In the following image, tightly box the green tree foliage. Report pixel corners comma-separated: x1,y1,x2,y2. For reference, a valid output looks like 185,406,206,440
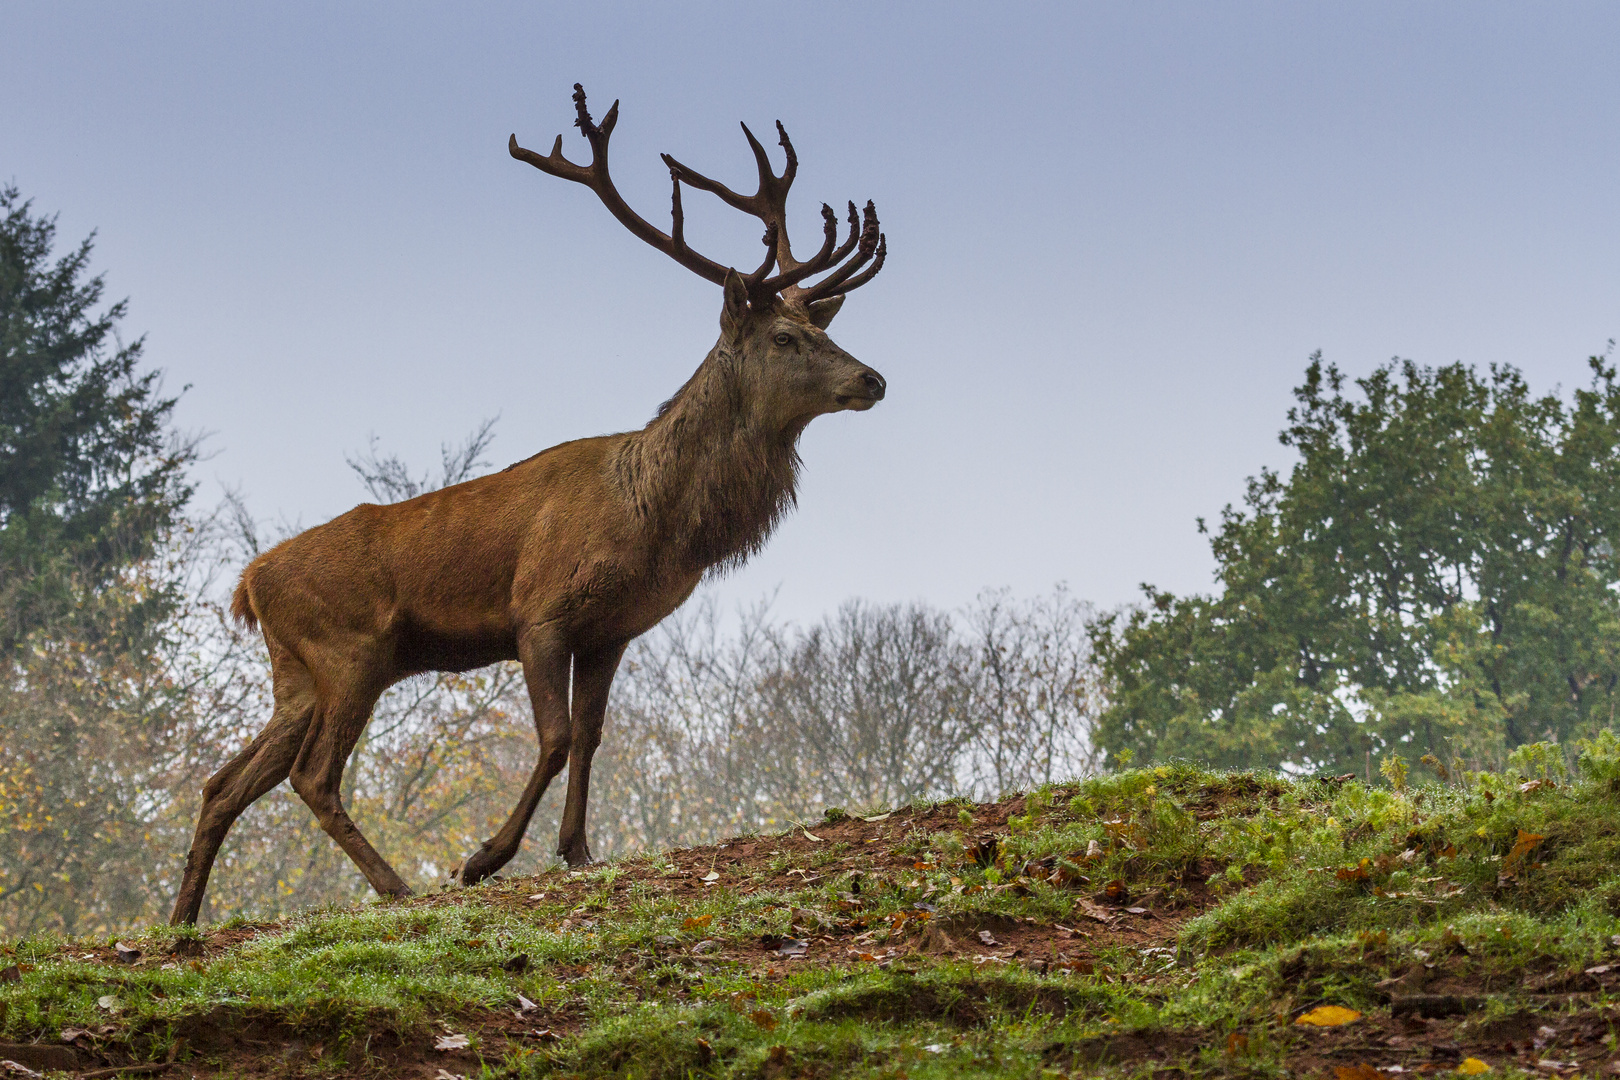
0,186,197,934
1092,354,1620,775
0,184,190,650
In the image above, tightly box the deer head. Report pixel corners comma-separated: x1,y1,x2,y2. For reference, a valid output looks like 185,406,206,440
509,85,887,432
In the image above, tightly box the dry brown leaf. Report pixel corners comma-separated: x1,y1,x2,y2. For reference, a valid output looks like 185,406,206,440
1077,899,1113,923
1502,830,1547,875
1336,1064,1384,1080
682,914,713,931
750,1009,778,1031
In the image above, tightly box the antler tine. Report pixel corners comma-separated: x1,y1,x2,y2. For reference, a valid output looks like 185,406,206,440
790,200,885,304
511,84,730,285
661,150,756,215
744,223,780,290
775,121,798,188
833,232,886,293
760,203,839,293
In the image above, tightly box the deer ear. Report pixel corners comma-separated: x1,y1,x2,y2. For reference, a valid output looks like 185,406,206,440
720,270,750,335
806,294,845,330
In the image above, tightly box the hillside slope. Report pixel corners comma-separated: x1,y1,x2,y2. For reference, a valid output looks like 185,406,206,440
5,759,1620,1078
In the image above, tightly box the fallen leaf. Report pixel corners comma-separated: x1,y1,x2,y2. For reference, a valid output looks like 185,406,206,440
1456,1058,1490,1074
692,939,719,955
751,1009,777,1030
1295,1005,1362,1027
1502,831,1547,876
1125,906,1149,915
923,1042,948,1053
1226,1031,1248,1056
1336,859,1372,884
863,812,892,822
59,1028,91,1043
95,995,123,1012
682,914,713,931
977,930,999,947
1085,839,1104,859
1103,879,1129,902
1587,964,1614,975
801,827,824,842
435,1033,471,1050
1336,1065,1384,1080
1077,899,1113,923
514,993,538,1013
435,1071,466,1080
695,1037,713,1065
114,942,141,964
0,1062,44,1079
700,870,721,883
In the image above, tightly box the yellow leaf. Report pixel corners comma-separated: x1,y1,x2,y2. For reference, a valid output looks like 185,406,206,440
1294,1005,1362,1027
682,915,713,931
1456,1058,1490,1074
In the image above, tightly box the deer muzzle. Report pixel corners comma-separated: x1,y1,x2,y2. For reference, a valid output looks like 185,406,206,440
838,368,886,411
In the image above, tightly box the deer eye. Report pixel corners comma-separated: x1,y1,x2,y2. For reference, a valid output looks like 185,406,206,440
774,333,793,346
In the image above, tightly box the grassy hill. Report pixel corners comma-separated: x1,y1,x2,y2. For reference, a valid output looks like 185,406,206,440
5,755,1620,1078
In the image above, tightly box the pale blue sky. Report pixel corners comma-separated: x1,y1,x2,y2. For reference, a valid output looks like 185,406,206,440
5,3,1619,621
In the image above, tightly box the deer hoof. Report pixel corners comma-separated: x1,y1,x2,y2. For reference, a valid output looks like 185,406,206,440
457,846,499,886
560,843,593,869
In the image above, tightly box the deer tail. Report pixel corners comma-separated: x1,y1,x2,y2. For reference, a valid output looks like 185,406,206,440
230,573,259,632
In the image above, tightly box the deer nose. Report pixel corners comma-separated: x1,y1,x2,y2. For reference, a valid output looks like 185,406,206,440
861,371,886,399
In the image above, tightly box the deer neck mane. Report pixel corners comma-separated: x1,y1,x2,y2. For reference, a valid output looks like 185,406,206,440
615,343,802,575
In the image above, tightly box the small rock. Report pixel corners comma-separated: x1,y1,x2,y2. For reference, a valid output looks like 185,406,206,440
114,942,141,964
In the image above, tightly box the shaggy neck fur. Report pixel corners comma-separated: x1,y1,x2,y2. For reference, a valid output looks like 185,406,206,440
614,342,802,576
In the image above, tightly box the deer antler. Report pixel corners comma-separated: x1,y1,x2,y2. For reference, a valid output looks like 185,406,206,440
510,84,885,306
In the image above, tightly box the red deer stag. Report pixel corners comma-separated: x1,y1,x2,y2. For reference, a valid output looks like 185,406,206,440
170,84,887,923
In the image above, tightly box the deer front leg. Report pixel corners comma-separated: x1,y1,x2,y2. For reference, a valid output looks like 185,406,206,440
455,624,573,886
556,640,628,868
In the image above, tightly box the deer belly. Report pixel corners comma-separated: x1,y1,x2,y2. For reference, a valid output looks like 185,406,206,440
391,620,519,674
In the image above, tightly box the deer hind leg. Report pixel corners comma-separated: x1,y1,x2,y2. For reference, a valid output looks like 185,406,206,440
556,641,628,868
288,683,411,900
170,644,316,925
456,624,573,886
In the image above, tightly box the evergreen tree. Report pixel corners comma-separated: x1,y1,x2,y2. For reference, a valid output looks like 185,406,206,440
0,183,192,649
